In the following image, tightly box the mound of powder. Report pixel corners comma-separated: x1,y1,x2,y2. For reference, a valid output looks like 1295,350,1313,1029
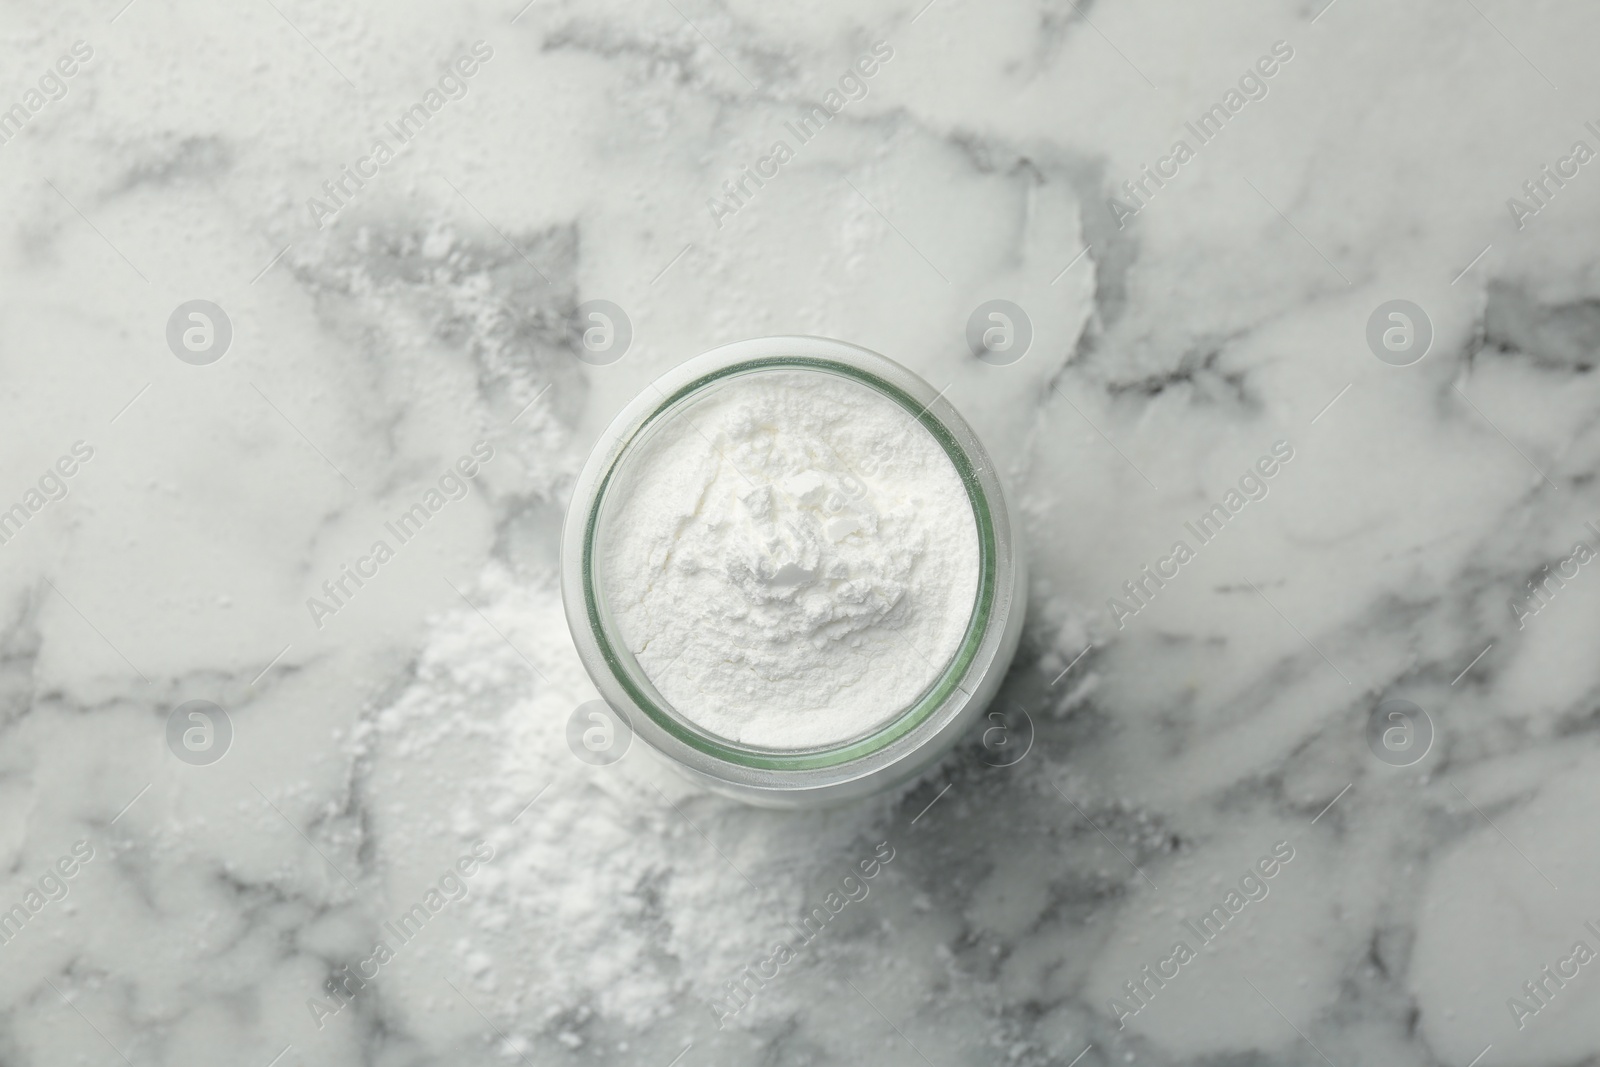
599,369,980,749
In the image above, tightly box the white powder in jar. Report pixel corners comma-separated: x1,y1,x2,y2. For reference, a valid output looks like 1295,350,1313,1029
599,369,981,750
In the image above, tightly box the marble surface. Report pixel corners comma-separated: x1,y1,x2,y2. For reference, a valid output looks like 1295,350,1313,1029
4,0,1600,1064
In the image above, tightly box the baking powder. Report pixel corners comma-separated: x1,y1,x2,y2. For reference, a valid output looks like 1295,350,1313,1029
600,370,979,749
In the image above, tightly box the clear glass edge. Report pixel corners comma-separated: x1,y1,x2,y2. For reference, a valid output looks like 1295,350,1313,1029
581,354,999,772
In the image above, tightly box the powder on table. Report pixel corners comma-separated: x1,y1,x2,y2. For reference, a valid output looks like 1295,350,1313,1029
599,369,980,750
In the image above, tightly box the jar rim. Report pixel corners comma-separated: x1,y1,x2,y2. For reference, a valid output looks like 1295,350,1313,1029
582,354,996,768
561,336,1021,798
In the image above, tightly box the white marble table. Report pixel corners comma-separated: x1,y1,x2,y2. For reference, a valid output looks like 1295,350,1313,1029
3,0,1598,1064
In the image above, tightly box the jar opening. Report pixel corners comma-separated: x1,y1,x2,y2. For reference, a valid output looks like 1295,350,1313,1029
581,356,998,771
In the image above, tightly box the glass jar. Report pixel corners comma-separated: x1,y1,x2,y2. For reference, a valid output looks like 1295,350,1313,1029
560,336,1025,807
